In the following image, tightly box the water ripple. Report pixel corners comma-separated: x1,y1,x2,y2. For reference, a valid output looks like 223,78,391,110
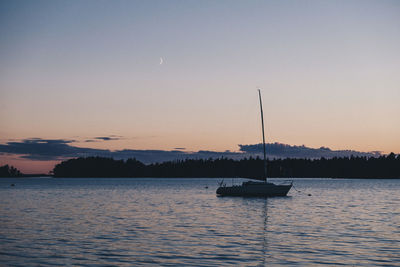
1,178,399,266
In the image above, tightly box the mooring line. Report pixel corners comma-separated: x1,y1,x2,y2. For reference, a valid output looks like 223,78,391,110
291,183,312,196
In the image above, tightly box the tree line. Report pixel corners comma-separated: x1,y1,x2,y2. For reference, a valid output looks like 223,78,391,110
52,153,400,178
0,165,22,177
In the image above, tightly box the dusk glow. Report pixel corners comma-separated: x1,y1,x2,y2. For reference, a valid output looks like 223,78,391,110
1,2,400,265
1,0,399,173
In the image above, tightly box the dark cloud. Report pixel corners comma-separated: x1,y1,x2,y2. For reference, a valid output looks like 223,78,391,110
239,142,381,158
0,139,108,161
0,139,382,163
83,135,122,143
94,136,121,141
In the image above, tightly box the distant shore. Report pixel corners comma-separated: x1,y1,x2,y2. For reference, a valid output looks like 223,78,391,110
5,176,400,179
3,154,399,179
51,155,399,179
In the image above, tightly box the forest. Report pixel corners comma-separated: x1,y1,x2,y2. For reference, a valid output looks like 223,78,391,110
52,153,400,178
0,165,22,177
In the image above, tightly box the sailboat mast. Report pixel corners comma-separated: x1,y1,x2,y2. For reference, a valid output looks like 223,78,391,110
258,89,267,182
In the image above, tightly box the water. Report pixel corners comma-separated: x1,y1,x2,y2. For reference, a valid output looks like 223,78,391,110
0,178,399,266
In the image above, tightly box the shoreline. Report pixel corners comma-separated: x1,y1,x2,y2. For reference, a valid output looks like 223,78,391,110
3,176,400,179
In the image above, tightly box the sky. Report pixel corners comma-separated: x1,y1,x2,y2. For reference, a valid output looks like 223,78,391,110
1,0,399,173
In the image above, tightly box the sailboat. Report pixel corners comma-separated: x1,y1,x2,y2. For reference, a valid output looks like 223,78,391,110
216,89,292,197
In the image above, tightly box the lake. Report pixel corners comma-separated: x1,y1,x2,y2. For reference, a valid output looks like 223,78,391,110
0,178,399,266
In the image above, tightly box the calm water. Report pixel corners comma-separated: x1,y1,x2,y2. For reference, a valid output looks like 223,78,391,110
0,178,399,266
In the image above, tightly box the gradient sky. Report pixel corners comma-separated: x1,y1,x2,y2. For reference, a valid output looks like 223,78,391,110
1,0,399,173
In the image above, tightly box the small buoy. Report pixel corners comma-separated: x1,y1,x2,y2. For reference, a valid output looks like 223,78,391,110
308,193,311,196
10,184,15,187
205,186,209,189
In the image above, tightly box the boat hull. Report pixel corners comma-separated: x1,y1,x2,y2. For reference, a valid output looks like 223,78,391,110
216,181,292,197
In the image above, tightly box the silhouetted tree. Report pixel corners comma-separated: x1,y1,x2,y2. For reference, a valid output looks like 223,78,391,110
52,154,400,178
0,165,22,177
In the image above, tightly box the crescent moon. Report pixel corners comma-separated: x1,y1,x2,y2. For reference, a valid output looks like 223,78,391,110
159,57,164,65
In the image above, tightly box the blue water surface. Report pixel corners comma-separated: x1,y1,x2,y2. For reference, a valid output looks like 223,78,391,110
0,178,399,266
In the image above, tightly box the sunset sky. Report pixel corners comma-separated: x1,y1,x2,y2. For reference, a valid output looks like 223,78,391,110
1,0,399,173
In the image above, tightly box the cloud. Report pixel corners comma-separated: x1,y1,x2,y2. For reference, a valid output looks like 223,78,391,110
84,135,123,142
239,142,381,158
0,138,382,163
94,136,122,141
0,139,108,161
